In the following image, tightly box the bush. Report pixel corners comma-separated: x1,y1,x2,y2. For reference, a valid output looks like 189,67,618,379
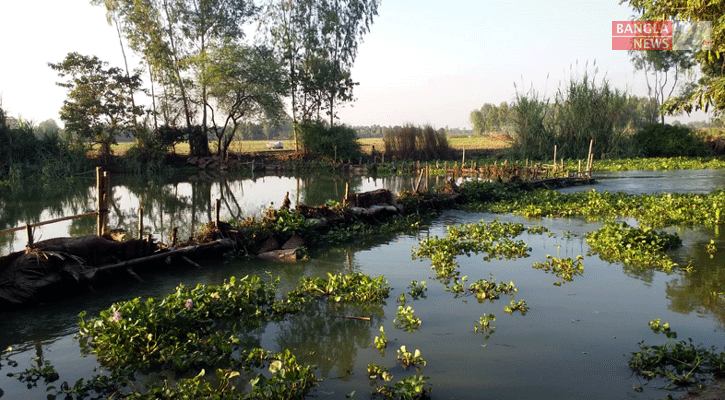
633,123,707,157
298,121,362,161
508,74,635,160
383,124,450,160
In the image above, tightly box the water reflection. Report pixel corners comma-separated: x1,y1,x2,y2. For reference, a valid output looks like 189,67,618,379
1,172,429,254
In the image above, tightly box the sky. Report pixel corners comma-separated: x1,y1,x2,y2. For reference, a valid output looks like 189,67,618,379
0,0,711,130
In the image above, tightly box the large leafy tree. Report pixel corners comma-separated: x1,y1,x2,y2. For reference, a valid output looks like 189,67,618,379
92,0,257,157
629,50,695,123
206,44,287,160
623,0,725,115
264,0,379,148
49,52,144,158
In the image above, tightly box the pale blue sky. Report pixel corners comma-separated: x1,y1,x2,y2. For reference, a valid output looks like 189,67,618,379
0,0,709,129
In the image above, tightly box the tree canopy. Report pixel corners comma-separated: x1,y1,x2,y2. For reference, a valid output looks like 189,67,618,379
623,0,725,115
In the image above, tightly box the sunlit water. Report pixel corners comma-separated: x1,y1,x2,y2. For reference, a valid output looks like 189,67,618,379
1,169,725,399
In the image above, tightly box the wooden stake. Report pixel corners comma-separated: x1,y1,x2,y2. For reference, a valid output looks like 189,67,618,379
138,207,144,240
215,198,221,227
586,139,593,172
343,182,350,206
171,227,178,247
462,146,466,166
553,145,557,171
102,171,110,235
415,168,425,192
26,224,33,249
96,167,103,236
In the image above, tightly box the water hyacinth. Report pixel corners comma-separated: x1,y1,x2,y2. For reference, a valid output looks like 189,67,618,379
111,311,121,322
185,299,193,309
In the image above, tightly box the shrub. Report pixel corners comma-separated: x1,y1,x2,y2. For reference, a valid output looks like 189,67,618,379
298,120,362,161
633,123,707,157
508,74,636,160
383,124,450,160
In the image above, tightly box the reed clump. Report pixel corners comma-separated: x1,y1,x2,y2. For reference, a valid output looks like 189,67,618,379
383,124,450,160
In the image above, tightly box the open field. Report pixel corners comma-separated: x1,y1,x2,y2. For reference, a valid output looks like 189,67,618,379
110,134,513,157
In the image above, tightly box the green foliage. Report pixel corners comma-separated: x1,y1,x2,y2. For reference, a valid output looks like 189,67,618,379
396,346,426,369
374,326,388,353
407,280,427,300
374,375,431,400
413,218,531,285
292,272,390,303
633,123,707,157
624,0,725,115
509,73,636,160
49,52,144,159
367,362,392,382
394,305,422,333
629,320,725,390
585,222,682,273
531,246,584,286
383,124,450,160
474,314,496,337
474,186,725,228
298,120,362,160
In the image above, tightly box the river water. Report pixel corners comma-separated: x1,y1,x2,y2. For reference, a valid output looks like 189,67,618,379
1,169,724,399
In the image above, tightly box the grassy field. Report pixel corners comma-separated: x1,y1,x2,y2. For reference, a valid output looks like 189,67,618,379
109,134,512,157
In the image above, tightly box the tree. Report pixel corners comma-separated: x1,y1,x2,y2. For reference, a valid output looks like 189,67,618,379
37,119,61,137
206,43,287,160
92,0,257,157
629,50,695,123
623,0,725,115
264,0,379,147
49,52,144,158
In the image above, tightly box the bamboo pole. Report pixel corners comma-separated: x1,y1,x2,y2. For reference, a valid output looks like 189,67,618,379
215,198,221,227
586,139,593,172
95,239,233,273
102,171,110,235
0,212,98,237
343,182,350,207
138,207,144,240
553,145,557,171
96,167,103,236
415,168,425,192
462,146,466,166
26,225,33,249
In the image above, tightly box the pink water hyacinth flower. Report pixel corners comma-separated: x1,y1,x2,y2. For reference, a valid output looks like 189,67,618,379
112,311,122,322
185,299,193,309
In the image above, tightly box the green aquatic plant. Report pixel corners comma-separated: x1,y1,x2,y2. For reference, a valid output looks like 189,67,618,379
471,186,725,228
585,222,681,273
504,299,529,314
707,239,717,257
293,272,391,303
474,314,496,339
531,246,584,285
413,218,532,285
374,326,388,353
396,346,426,369
367,362,393,382
407,280,427,300
373,374,431,400
394,305,422,333
468,275,517,302
629,320,725,391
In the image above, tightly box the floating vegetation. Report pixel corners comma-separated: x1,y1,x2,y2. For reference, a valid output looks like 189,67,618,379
368,362,393,382
629,319,725,391
374,326,388,353
473,187,725,228
474,314,496,339
407,280,428,300
532,246,584,286
707,239,717,257
467,276,517,302
504,299,530,314
397,346,427,369
70,272,391,398
413,218,533,285
394,305,422,333
585,222,682,274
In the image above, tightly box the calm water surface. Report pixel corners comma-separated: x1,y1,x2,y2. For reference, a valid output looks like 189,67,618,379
1,169,724,399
